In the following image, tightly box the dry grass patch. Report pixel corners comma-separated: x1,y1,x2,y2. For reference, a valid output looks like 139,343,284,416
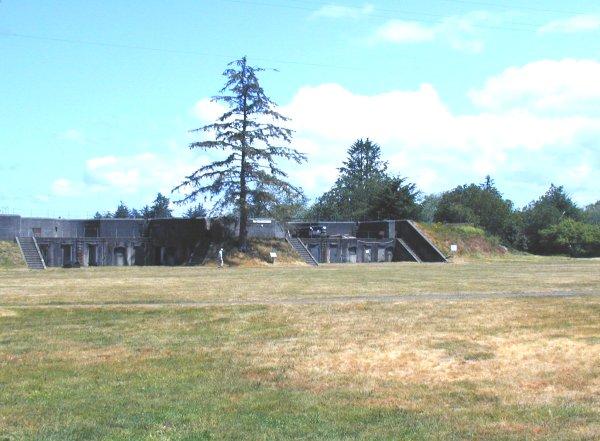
233,299,600,412
0,308,18,317
1,255,599,307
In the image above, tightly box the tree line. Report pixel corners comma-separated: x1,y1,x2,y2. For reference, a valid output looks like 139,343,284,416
302,138,600,257
93,193,205,220
96,57,599,257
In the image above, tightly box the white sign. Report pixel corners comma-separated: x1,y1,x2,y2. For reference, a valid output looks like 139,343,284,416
450,244,458,253
269,252,277,258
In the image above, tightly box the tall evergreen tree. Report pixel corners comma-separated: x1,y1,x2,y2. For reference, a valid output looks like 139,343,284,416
113,201,130,219
366,176,420,220
138,205,151,219
309,138,416,221
184,203,207,219
175,57,306,249
150,193,172,218
338,138,387,187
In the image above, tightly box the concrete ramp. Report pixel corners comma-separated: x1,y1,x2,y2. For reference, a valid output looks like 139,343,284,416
396,221,447,263
395,238,421,262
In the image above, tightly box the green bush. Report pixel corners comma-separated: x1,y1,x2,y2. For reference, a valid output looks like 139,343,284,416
433,177,515,243
539,219,600,257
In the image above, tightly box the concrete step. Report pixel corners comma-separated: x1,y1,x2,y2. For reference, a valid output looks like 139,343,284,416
17,237,46,270
287,237,318,266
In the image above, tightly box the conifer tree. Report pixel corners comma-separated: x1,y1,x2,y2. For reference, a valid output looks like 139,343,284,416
175,57,306,249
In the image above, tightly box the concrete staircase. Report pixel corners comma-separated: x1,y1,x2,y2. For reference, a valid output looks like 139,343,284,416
287,237,318,266
187,240,210,266
16,236,46,269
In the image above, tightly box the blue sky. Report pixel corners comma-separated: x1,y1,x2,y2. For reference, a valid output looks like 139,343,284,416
1,0,599,217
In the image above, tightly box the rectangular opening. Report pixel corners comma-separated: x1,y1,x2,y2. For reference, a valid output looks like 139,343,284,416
61,245,72,265
88,244,97,266
134,246,145,266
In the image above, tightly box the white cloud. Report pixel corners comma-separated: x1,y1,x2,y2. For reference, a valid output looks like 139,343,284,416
371,11,492,53
539,14,600,34
51,142,208,203
82,151,205,196
469,59,600,113
59,128,86,144
52,178,80,197
312,3,374,20
192,99,226,122
279,64,600,205
373,20,435,43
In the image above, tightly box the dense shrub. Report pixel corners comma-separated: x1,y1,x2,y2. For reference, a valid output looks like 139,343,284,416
539,219,600,257
584,201,600,225
434,177,515,242
520,185,583,253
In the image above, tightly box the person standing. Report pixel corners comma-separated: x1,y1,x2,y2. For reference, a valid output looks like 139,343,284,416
218,248,224,268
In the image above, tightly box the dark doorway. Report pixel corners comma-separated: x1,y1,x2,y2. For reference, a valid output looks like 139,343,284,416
165,247,177,266
329,244,339,263
363,247,372,263
88,244,98,266
114,247,127,266
154,247,163,265
348,246,357,263
386,247,394,262
134,246,145,266
61,245,72,265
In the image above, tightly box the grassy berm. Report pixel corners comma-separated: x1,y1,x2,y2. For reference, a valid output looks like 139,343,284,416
417,222,507,258
1,256,599,440
0,241,24,268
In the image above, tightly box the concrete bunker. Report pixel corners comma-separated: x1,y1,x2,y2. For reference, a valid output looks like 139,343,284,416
3,214,446,268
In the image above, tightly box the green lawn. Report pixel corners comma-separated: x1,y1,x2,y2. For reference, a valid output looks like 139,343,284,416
1,256,599,440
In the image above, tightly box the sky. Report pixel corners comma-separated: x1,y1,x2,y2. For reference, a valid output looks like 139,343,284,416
1,0,599,218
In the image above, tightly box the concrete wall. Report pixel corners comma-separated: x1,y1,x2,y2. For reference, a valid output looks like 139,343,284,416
98,219,146,238
302,237,395,264
247,219,285,239
36,237,150,267
356,221,395,239
148,218,208,265
288,221,356,237
20,217,84,238
0,215,20,240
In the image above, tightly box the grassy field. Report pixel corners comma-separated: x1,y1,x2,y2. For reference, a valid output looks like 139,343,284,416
1,256,599,440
